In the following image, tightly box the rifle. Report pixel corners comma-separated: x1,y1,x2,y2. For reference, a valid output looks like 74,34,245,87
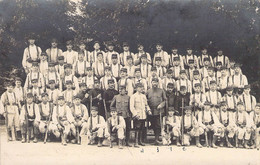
103,99,112,148
24,100,30,143
44,103,53,144
76,125,80,145
181,98,184,146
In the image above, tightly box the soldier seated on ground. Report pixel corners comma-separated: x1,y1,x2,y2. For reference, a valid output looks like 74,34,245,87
105,108,126,149
86,106,106,147
162,107,181,146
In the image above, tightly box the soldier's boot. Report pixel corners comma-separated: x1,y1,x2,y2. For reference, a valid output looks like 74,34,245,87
195,136,202,148
21,134,26,143
63,134,68,146
33,136,38,143
244,140,250,149
125,131,132,147
118,139,123,149
154,129,162,145
250,143,256,149
212,136,218,148
134,131,140,148
47,133,51,142
238,140,243,148
16,131,22,141
227,138,233,148
27,129,31,143
138,131,145,146
97,138,102,147
176,137,181,147
219,138,224,147
7,130,12,141
11,127,16,141
71,137,77,144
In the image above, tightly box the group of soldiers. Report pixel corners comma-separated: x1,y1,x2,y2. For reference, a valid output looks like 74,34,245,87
0,35,259,150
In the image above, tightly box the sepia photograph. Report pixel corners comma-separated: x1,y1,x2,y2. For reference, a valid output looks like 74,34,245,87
0,0,259,164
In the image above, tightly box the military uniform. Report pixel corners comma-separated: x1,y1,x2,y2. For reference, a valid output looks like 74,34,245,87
62,80,78,107
153,43,169,67
198,48,214,67
63,64,79,91
174,86,190,116
139,54,152,78
176,70,192,94
154,57,166,78
46,62,61,90
27,79,44,104
134,44,152,65
205,80,222,106
237,85,256,117
132,68,148,93
202,67,216,93
39,52,49,78
120,42,135,67
62,40,78,65
170,56,184,80
162,69,175,91
91,41,105,63
125,56,136,78
103,79,119,117
56,56,65,81
110,54,122,80
184,48,199,69
117,68,134,96
46,38,63,63
213,50,230,68
105,42,120,65
24,62,45,91
169,47,184,68
46,80,60,105
92,52,106,79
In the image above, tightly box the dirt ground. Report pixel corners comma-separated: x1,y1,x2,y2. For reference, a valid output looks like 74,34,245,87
0,125,259,165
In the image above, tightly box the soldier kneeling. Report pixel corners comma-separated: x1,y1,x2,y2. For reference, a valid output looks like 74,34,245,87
86,106,106,147
20,93,40,143
181,106,203,148
106,107,126,149
162,107,181,146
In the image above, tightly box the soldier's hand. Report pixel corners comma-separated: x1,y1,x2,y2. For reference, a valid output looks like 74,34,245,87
147,110,152,116
85,93,89,98
57,124,62,130
97,94,101,99
112,126,116,132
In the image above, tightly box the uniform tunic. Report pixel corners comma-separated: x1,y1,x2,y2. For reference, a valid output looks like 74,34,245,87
46,47,63,63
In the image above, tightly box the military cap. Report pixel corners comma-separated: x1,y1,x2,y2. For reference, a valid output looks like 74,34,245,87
180,86,186,91
27,93,33,98
65,80,73,84
151,67,157,71
58,56,64,60
204,101,211,106
173,57,180,61
107,41,114,46
237,101,244,106
51,38,58,43
64,64,72,69
58,95,65,100
31,79,38,83
166,69,173,74
122,42,129,47
79,83,86,87
86,67,93,71
48,62,55,67
155,57,162,61
41,92,48,97
49,80,55,84
180,70,186,74
194,83,201,87
152,77,159,82
220,101,227,106
119,85,126,89
108,79,115,84
91,106,98,111
111,54,118,59
167,83,174,88
120,68,127,72
186,47,192,50
216,61,222,66
135,83,144,88
188,59,194,64
207,66,214,71
126,55,133,60
226,86,233,91
210,80,216,84
94,79,100,84
204,57,210,61
244,84,251,89
66,40,73,45
32,61,39,66
168,107,175,112
105,66,111,70
220,66,227,70
15,77,22,82
73,94,81,99
135,68,141,72
184,106,193,111
41,52,47,56
97,52,103,56
193,70,199,75
110,107,117,111
140,54,147,59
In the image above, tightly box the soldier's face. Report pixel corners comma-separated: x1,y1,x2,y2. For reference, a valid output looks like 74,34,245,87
227,91,233,95
87,70,93,76
41,55,47,61
195,86,201,92
127,59,133,65
74,99,81,105
49,83,55,89
244,88,250,94
238,105,244,112
204,61,210,66
135,71,141,77
188,63,194,68
208,70,213,76
152,81,158,88
97,55,103,61
51,42,57,48
234,67,240,73
32,66,38,72
187,50,192,54
194,74,199,80
221,70,226,75
120,71,126,77
91,110,98,117
80,86,87,91
32,82,38,87
94,43,100,50
58,60,64,64
172,49,177,54
221,105,227,112
180,73,186,79
167,87,173,92
123,46,129,51
119,88,126,95
180,89,187,95
112,59,118,64
65,68,72,74
79,44,85,50
230,62,235,67
49,66,55,72
42,96,48,103
202,50,207,54
66,84,72,89
185,110,192,116
58,99,65,106
204,106,210,111
138,46,144,51
27,97,33,104
155,61,161,66
141,58,147,63
108,83,115,89
66,45,73,50
7,86,13,92
136,87,142,93
210,84,217,90
111,111,117,117
168,111,174,117
216,65,221,70
174,60,180,66
108,46,114,51
151,71,157,76
156,45,162,50
217,51,223,55
15,81,22,87
105,70,111,76
78,54,84,61
28,39,35,45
